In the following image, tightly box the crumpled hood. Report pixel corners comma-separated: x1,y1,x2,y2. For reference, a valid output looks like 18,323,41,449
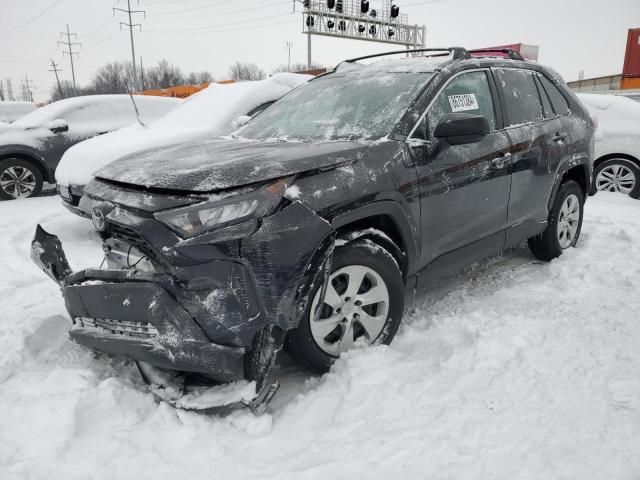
94,138,369,192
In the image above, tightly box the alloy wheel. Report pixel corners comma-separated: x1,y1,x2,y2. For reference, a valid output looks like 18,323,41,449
309,265,390,356
596,164,636,194
0,166,37,198
557,193,580,249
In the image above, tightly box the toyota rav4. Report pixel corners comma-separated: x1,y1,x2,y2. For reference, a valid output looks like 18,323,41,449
32,48,594,409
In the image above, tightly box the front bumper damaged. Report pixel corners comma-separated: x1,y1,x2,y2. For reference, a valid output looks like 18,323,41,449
30,200,335,390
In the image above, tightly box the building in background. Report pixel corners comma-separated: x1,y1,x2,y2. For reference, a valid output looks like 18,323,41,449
568,28,640,93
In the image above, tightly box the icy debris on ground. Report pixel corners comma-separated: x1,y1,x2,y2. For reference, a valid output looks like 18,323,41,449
1,193,640,479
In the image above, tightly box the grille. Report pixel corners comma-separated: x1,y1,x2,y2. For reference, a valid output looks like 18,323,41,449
108,223,147,250
74,317,159,339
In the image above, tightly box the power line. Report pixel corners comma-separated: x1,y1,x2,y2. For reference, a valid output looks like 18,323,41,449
49,59,64,98
0,0,65,35
114,0,146,90
58,24,81,90
146,1,289,20
146,12,291,34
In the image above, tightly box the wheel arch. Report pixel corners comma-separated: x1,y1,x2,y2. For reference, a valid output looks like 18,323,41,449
0,152,52,183
548,160,590,210
593,153,640,171
331,202,417,280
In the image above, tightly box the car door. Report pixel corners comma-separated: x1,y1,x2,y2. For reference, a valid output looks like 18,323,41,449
411,69,513,283
493,68,565,245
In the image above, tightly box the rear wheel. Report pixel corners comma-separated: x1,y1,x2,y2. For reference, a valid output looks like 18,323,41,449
286,239,405,373
0,158,43,200
593,158,639,196
528,180,584,261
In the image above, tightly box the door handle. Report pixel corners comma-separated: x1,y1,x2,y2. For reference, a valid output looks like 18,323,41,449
490,152,512,169
553,132,568,143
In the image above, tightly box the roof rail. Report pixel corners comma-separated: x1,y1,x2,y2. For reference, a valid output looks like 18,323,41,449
341,47,471,65
468,49,525,61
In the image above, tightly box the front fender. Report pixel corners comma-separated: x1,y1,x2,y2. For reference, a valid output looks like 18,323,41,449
241,201,335,332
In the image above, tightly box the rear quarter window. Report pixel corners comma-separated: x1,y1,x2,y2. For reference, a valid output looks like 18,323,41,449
538,75,570,116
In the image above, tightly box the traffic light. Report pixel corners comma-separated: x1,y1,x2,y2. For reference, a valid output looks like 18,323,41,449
360,1,369,13
390,4,400,18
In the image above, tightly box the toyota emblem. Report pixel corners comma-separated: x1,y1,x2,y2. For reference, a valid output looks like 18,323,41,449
91,206,108,232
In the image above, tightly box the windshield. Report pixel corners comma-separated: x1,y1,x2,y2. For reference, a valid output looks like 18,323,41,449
238,72,432,141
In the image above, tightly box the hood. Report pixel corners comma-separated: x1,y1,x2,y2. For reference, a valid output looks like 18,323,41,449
94,138,369,192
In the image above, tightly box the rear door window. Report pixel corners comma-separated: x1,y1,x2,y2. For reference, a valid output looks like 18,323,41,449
426,70,497,136
538,75,570,116
495,69,544,126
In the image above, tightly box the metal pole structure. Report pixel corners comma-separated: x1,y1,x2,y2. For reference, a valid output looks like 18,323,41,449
307,31,312,70
140,56,145,91
58,24,80,91
127,0,137,90
0,80,4,101
114,0,145,91
285,41,294,72
49,59,64,98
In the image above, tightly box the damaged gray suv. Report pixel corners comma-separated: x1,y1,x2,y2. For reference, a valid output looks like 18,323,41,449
32,48,594,410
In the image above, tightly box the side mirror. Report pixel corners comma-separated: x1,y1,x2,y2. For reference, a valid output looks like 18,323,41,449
49,119,69,134
433,113,489,145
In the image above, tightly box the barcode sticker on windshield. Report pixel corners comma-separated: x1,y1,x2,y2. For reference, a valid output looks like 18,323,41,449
448,94,479,112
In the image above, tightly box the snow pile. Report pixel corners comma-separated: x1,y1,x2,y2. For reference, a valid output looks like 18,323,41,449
55,74,311,187
0,100,36,123
1,193,640,479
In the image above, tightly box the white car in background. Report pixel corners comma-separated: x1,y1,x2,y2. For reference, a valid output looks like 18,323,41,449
56,73,312,216
578,93,640,198
0,101,37,124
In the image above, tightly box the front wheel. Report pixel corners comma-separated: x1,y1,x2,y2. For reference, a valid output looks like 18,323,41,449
528,180,584,261
0,158,43,200
286,239,405,373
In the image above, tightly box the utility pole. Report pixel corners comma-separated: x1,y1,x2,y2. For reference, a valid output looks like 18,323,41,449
49,59,64,99
114,0,146,91
5,79,14,101
140,56,145,91
285,41,294,72
21,75,35,102
292,0,311,70
0,80,4,101
58,24,80,90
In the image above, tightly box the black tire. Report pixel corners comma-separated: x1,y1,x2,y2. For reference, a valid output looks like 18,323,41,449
0,158,43,200
592,158,640,198
528,180,584,261
285,238,405,374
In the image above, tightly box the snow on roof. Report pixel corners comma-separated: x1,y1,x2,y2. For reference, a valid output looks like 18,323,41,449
55,73,312,186
577,93,640,136
12,94,180,129
339,55,451,74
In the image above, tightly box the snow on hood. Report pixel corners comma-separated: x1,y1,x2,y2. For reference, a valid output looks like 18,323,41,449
94,138,367,192
55,74,312,187
577,93,640,138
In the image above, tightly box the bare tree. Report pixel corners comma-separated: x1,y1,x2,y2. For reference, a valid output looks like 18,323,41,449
186,70,214,85
145,60,185,89
228,62,266,81
86,61,136,94
49,79,84,101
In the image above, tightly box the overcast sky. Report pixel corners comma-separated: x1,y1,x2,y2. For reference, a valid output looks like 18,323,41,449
1,0,639,103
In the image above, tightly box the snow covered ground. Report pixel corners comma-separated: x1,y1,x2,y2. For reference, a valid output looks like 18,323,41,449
1,192,639,479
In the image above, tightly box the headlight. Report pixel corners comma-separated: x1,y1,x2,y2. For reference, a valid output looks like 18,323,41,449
154,177,289,238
